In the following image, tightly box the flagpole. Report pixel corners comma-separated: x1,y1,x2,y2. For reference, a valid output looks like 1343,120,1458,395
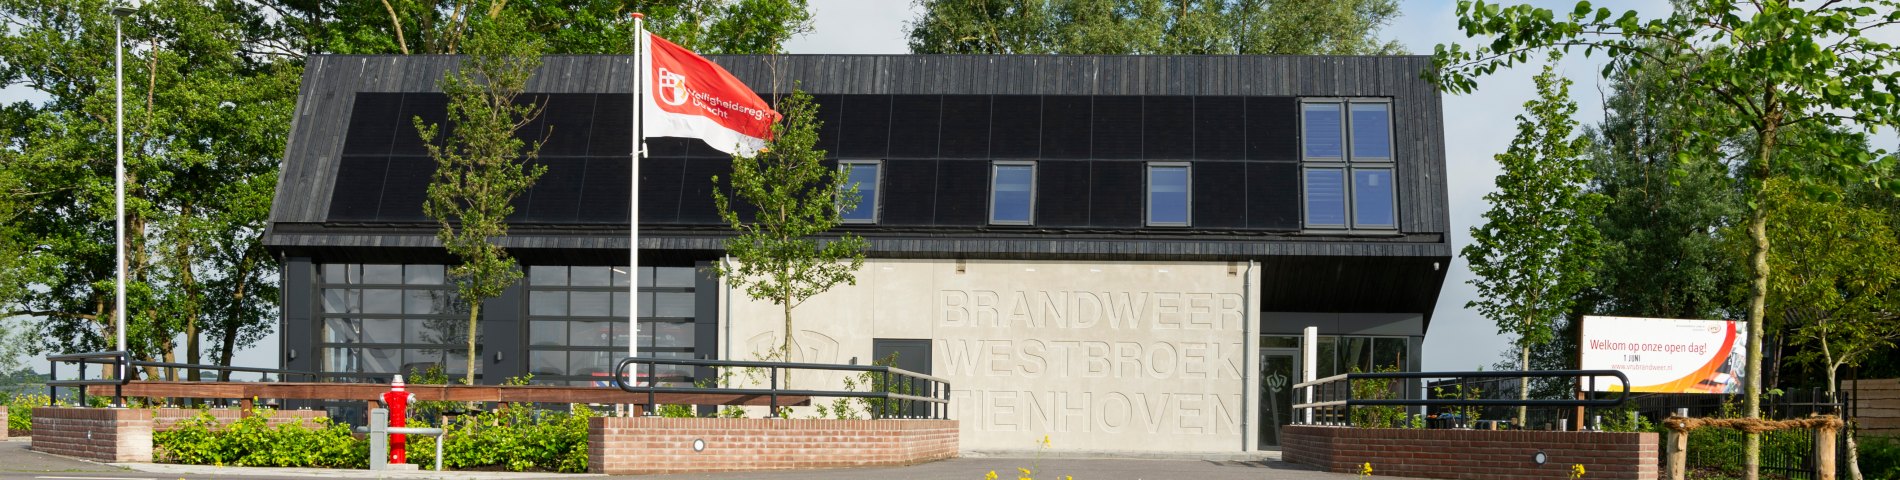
113,4,128,376
629,13,644,368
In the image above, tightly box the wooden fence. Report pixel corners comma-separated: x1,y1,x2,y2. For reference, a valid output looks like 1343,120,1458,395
1846,378,1900,438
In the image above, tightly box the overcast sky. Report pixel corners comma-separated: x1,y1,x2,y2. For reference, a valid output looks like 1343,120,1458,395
7,1,1898,376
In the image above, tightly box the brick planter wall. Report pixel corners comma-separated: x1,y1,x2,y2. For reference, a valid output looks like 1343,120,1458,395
589,417,959,475
30,407,152,463
152,408,326,431
1284,425,1659,480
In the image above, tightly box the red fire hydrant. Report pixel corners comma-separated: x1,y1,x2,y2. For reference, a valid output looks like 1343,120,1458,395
382,375,417,464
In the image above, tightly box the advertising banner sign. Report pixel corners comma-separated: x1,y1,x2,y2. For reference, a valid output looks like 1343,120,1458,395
1580,315,1746,393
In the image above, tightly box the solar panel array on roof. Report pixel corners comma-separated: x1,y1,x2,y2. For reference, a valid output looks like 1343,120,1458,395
328,91,1328,231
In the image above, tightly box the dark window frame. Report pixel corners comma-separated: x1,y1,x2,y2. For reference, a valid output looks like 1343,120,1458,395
1145,162,1192,227
838,160,882,224
989,161,1037,225
1300,98,1397,232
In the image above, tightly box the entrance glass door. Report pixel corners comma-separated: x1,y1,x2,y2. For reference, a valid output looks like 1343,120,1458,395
1260,348,1300,448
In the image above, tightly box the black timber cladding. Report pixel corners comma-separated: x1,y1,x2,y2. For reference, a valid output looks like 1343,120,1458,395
327,92,1368,231
275,55,1448,236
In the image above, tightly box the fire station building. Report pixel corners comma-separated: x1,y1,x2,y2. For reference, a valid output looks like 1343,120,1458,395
265,54,1450,452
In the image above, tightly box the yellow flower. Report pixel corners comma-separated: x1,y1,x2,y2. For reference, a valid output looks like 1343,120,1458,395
1042,434,1051,447
1571,464,1586,479
1360,462,1373,476
985,470,998,480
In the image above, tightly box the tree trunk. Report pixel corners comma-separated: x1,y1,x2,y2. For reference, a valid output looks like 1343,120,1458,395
465,302,480,386
162,347,176,381
780,297,793,392
1743,111,1780,480
1519,345,1530,429
217,259,252,382
217,321,237,382
185,314,200,382
1847,421,1864,480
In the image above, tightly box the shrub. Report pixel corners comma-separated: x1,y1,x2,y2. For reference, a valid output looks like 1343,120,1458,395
1858,434,1900,479
406,403,594,472
5,393,53,434
156,403,595,473
153,409,367,468
1349,366,1406,428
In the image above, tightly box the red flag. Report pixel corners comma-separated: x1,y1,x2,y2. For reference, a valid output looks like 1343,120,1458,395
641,32,780,156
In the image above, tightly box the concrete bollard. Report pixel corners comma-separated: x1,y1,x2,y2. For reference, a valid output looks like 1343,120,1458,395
367,409,388,471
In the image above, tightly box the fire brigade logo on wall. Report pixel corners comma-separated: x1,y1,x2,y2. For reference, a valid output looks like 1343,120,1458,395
657,67,689,106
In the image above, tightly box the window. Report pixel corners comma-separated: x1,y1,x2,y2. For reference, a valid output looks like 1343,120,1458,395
839,161,880,223
1302,99,1395,230
316,264,472,383
990,162,1035,225
526,265,699,387
1146,163,1191,226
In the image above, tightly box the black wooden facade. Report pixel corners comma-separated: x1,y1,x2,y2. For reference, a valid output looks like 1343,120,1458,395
267,54,1450,386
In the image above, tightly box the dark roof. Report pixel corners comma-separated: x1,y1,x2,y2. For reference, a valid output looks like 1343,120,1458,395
272,54,1447,229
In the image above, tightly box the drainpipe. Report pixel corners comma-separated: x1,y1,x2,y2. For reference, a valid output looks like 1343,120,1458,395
723,256,734,363
1241,260,1257,451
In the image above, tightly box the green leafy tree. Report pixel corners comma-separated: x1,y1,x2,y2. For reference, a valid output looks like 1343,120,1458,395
0,0,292,378
1752,178,1900,480
1755,178,1900,401
275,0,811,56
906,0,1403,54
1578,59,1746,323
1432,2,1900,476
1463,66,1605,429
414,14,548,386
711,90,869,370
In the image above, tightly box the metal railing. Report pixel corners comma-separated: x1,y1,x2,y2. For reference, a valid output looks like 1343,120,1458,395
1293,369,1632,426
46,351,318,407
613,357,951,419
46,351,131,406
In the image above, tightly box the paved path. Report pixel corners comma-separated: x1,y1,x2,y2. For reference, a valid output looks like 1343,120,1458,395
0,436,1383,479
632,456,1371,480
0,438,127,476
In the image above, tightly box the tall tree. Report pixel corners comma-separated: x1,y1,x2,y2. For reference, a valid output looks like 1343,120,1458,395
1578,59,1746,323
270,0,811,56
906,0,1404,54
1432,2,1900,476
414,14,548,386
711,90,869,368
1755,175,1900,480
0,0,293,377
1463,66,1605,429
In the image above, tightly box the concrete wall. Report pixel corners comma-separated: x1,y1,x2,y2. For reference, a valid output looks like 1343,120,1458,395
31,407,153,463
723,258,1261,453
588,417,957,474
1283,426,1659,480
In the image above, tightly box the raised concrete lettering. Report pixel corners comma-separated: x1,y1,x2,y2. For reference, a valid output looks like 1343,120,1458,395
728,259,1256,452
